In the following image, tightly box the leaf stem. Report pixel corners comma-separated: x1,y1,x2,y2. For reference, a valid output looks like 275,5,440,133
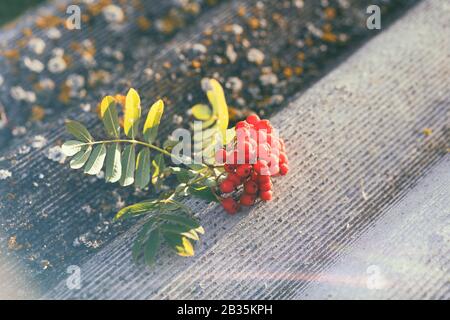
80,139,182,162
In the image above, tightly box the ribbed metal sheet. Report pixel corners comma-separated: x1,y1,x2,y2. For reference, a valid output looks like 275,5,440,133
42,0,448,299
1,0,449,299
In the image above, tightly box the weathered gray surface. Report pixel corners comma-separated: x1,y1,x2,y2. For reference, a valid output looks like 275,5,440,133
43,0,449,299
299,155,450,300
1,0,449,299
0,0,414,299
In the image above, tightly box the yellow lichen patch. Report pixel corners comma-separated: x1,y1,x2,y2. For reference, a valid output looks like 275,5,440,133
202,39,212,46
87,0,112,16
58,83,71,104
271,58,281,72
183,2,200,15
114,94,126,106
137,16,151,31
223,24,233,33
1,49,20,60
294,66,304,76
163,61,172,69
22,28,33,37
203,27,213,36
297,52,305,61
158,10,184,35
323,23,333,33
283,67,293,79
324,7,337,20
237,6,246,17
35,15,63,29
71,41,96,62
30,105,46,121
247,17,260,29
322,32,337,43
423,128,432,136
81,14,90,23
191,60,201,69
227,106,242,122
63,54,73,68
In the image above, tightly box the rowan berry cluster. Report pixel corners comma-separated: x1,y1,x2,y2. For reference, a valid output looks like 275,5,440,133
215,114,289,214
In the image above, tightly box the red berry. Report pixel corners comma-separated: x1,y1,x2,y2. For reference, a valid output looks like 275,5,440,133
269,165,280,176
224,164,235,173
260,190,273,201
236,127,251,142
256,130,268,144
244,180,258,194
259,181,272,192
253,160,269,175
240,193,256,206
268,153,279,166
279,152,288,164
269,138,281,151
236,121,251,130
237,140,252,155
280,163,289,176
215,148,227,164
221,197,239,214
257,143,271,160
250,171,259,182
219,179,235,193
227,173,241,186
256,120,272,133
258,175,271,184
246,114,260,125
236,164,252,178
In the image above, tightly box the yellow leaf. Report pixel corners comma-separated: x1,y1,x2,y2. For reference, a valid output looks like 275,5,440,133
176,236,194,257
206,79,229,141
100,96,115,118
143,99,164,143
124,88,141,138
100,95,120,137
191,103,212,121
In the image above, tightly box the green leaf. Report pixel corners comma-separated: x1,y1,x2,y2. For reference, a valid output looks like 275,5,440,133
84,144,107,175
163,232,194,257
61,140,84,156
66,120,93,142
132,220,154,261
120,144,136,186
114,199,160,220
135,148,151,188
163,138,179,150
160,223,200,241
171,167,197,184
124,88,141,138
151,153,165,187
69,146,92,169
100,95,120,138
187,162,208,172
143,99,164,144
191,103,212,121
105,143,122,183
157,213,202,232
144,228,161,265
188,185,218,202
